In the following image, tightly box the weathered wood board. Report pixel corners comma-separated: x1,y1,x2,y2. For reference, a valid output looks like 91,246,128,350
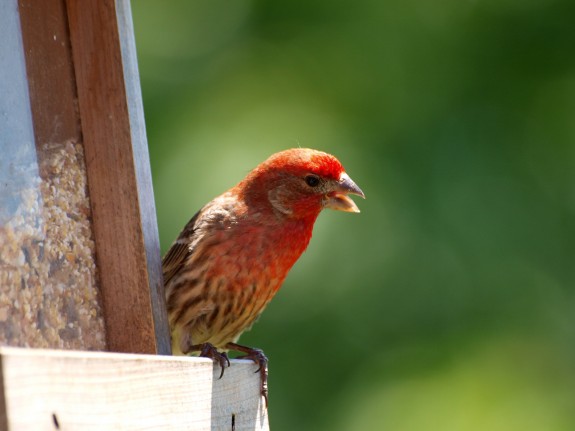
0,347,269,430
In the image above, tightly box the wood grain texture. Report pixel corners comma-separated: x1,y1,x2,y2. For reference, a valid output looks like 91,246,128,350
115,0,171,356
65,0,169,354
0,347,269,430
18,0,81,146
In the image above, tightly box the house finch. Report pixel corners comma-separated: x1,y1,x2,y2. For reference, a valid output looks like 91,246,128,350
162,148,364,402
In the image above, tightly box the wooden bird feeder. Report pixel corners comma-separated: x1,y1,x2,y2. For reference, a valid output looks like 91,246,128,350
0,1,268,429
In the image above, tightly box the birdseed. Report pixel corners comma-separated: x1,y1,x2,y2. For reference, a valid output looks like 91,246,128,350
0,140,106,350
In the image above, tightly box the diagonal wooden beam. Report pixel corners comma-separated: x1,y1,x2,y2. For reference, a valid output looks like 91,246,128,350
64,0,169,354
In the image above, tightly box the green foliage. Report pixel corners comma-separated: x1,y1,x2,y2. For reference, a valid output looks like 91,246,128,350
133,0,575,429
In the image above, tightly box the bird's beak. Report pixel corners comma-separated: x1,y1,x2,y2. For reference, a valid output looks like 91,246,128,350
325,172,365,213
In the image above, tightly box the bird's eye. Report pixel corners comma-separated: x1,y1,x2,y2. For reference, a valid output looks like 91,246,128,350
305,175,320,187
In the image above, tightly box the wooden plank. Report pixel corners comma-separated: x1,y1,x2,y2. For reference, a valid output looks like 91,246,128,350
65,0,170,354
0,347,269,430
115,0,171,356
18,0,81,146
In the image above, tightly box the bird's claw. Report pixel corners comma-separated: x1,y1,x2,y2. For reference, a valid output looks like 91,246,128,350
236,348,268,374
198,343,230,379
238,349,268,406
226,343,269,406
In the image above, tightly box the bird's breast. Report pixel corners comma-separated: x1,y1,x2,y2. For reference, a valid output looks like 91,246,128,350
206,217,314,297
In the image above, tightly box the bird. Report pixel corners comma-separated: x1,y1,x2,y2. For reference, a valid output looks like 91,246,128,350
162,148,364,403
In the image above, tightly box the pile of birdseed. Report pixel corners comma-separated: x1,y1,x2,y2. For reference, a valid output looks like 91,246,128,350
0,140,106,349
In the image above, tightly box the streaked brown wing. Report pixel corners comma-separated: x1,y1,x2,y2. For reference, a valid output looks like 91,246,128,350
162,210,201,285
162,193,236,287
162,241,190,285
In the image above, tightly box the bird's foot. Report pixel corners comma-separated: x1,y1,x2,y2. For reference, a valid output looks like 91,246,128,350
186,342,230,379
226,342,269,406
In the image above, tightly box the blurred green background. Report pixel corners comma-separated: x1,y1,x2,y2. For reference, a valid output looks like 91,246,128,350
132,0,575,429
